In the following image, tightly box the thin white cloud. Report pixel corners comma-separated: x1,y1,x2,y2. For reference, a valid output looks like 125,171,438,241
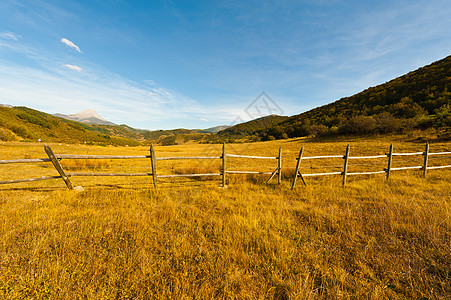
144,79,157,86
0,31,21,40
200,118,209,122
0,60,235,129
64,64,82,72
61,38,82,53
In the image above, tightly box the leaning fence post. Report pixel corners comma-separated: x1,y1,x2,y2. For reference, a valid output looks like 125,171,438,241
44,144,73,190
221,143,226,187
423,142,429,178
342,144,350,185
266,148,281,184
150,144,157,188
386,144,393,180
291,146,307,189
278,147,282,184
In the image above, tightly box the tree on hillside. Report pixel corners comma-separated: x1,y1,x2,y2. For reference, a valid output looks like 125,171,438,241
339,115,376,135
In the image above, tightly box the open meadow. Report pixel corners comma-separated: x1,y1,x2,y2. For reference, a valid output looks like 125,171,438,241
0,136,450,299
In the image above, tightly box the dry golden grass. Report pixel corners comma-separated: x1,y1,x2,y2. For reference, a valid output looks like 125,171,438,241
60,159,112,171
0,137,450,299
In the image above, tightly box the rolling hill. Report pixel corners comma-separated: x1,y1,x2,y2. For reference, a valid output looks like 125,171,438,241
211,114,288,142
258,55,451,140
0,106,140,146
0,106,213,145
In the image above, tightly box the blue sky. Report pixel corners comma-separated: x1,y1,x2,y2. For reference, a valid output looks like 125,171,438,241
0,0,450,129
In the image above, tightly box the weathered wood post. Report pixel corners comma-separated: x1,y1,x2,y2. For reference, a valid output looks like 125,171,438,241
342,144,350,186
423,142,429,178
44,144,73,190
221,143,226,187
278,147,282,184
291,146,307,189
386,144,393,180
150,144,157,188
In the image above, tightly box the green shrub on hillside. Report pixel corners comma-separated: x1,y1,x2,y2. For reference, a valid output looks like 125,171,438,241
10,124,36,139
0,128,16,141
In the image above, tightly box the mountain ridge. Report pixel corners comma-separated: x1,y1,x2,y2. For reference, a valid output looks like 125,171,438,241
256,55,451,140
1,55,450,144
54,109,116,126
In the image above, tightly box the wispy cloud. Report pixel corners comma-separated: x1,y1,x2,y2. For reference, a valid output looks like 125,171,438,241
0,31,21,40
61,38,82,53
64,64,82,72
0,58,236,129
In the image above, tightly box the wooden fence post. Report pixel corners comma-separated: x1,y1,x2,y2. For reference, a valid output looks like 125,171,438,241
278,147,282,184
150,144,157,188
266,148,281,184
342,144,350,185
221,143,226,187
386,144,393,180
291,147,307,189
44,144,73,190
423,142,429,178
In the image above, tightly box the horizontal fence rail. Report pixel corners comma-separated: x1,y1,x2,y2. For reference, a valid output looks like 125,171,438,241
67,172,153,177
226,153,278,160
224,146,282,185
157,173,221,178
300,155,344,160
0,176,63,185
1,142,449,190
428,152,451,156
391,152,424,156
388,166,423,171
56,154,149,159
302,172,343,177
226,171,273,175
0,158,52,164
156,156,221,160
348,155,387,160
428,165,451,169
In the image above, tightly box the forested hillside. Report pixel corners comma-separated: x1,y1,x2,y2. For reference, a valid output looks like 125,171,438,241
259,55,451,140
0,106,140,146
211,114,288,142
0,106,214,145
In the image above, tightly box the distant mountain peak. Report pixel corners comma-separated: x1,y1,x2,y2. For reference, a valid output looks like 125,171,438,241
55,109,115,125
69,109,107,122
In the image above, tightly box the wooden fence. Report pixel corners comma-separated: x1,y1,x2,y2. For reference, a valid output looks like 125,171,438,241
291,143,451,189
0,144,281,190
0,143,449,190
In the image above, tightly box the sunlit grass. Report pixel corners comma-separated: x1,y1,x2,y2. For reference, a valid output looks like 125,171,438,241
0,137,450,298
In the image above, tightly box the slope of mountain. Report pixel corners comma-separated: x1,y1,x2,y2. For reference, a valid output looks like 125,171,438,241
259,55,451,140
212,114,288,142
0,106,140,145
55,109,116,125
0,105,212,145
205,125,230,133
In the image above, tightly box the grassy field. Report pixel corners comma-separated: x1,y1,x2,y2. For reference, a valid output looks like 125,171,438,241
0,136,450,299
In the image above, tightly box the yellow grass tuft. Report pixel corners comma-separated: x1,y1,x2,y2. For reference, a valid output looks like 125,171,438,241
60,159,111,171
